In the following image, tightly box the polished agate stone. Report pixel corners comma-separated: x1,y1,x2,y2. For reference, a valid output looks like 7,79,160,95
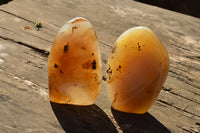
48,17,102,105
107,26,169,114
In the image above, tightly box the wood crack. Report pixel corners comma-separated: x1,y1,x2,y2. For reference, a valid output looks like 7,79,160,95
157,99,200,118
176,125,199,133
0,35,49,57
178,61,200,72
0,8,60,34
0,25,53,44
99,41,112,48
170,43,191,52
25,31,52,44
162,87,200,104
0,79,21,92
168,70,200,92
0,8,34,24
176,125,193,133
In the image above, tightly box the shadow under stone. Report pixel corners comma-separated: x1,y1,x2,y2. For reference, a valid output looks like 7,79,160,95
0,0,13,5
50,102,118,133
112,107,171,133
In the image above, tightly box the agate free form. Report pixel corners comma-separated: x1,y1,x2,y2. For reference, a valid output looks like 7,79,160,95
107,27,169,114
48,17,102,105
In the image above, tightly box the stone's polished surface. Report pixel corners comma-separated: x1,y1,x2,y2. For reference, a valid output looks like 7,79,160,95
48,17,102,105
107,27,169,114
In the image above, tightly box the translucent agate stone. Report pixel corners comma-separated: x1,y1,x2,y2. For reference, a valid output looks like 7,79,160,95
107,26,169,114
48,17,102,105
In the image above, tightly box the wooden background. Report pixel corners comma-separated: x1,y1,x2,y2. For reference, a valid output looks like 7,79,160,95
0,0,199,132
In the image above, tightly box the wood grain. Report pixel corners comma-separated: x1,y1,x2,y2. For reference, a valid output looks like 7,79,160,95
0,0,199,132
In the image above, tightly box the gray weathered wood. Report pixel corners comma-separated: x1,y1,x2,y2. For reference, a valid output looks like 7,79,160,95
0,0,199,132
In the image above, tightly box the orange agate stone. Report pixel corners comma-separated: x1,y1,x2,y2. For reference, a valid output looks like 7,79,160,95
107,26,169,114
48,17,102,105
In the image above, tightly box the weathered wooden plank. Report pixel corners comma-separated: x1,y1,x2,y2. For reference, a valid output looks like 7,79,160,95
0,41,63,133
2,0,200,49
0,0,200,132
0,39,169,133
0,39,48,88
0,31,199,133
0,10,54,52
